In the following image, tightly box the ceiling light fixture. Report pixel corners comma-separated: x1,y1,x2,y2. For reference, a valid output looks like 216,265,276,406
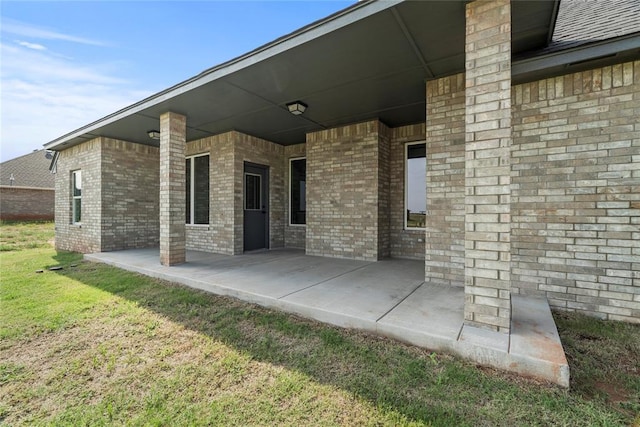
286,101,307,115
147,130,160,140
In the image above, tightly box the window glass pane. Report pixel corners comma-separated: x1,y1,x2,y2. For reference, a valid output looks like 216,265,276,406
73,171,81,196
185,159,191,224
290,159,306,225
194,155,209,224
185,155,210,225
245,174,261,210
73,199,81,223
406,143,426,228
72,170,81,223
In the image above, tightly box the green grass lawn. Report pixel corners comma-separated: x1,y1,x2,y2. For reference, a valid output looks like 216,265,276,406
0,221,55,252
1,223,638,426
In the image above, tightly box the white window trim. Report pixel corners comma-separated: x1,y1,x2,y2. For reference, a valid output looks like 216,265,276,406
288,156,306,227
186,153,209,225
71,170,81,225
244,172,262,211
404,141,426,231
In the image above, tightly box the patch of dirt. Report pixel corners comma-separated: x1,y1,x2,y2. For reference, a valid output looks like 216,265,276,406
594,381,630,404
235,318,322,353
592,380,639,422
575,333,602,342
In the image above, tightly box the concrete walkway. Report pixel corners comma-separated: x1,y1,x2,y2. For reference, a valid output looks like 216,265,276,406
85,248,569,386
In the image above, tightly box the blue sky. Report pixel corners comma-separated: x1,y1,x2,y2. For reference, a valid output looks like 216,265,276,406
0,1,353,161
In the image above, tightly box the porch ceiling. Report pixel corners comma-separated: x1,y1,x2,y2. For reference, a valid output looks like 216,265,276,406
46,0,558,151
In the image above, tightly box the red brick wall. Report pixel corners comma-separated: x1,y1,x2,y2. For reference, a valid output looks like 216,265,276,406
0,186,54,220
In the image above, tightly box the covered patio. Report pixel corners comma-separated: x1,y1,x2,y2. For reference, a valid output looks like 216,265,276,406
85,249,569,386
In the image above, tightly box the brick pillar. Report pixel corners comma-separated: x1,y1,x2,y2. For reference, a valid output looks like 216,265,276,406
464,0,512,332
159,111,186,266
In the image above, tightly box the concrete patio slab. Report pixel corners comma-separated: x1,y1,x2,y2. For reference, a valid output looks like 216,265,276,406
210,251,370,299
282,258,424,328
84,248,569,387
376,283,465,352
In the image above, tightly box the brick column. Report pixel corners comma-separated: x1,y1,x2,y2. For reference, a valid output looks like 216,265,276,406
159,111,186,266
464,0,512,332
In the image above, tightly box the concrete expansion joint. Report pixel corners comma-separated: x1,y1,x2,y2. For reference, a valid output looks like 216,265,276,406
277,259,372,299
375,282,425,322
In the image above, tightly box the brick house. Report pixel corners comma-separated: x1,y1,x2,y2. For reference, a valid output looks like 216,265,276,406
0,150,55,220
46,0,639,337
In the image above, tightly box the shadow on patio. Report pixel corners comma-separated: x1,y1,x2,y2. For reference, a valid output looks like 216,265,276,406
82,248,568,387
48,250,484,424
42,246,579,424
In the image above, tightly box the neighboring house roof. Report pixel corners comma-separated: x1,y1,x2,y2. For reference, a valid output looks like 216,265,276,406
547,0,640,53
0,150,55,189
44,0,638,153
513,0,640,78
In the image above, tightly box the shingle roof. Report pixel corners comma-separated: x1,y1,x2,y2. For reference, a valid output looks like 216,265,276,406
544,0,640,54
0,150,55,189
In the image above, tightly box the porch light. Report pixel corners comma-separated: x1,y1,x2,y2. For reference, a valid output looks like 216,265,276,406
147,130,160,140
286,101,307,115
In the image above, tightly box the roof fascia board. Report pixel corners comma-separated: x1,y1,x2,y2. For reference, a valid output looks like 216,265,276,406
546,0,561,45
0,185,54,191
44,0,403,150
513,33,640,78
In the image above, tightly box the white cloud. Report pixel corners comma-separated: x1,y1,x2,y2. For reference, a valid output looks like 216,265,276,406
2,18,108,46
15,40,46,51
0,41,151,162
2,42,126,85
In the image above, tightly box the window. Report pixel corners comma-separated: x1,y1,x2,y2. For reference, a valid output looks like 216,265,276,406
289,158,306,225
71,170,82,224
244,173,261,210
185,154,210,224
405,142,426,229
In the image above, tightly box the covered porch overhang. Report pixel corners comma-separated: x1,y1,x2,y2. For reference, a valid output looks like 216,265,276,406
44,0,561,153
86,248,569,386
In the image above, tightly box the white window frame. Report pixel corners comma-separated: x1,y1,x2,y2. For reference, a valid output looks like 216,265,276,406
71,169,82,225
288,157,306,227
404,141,427,231
186,153,210,225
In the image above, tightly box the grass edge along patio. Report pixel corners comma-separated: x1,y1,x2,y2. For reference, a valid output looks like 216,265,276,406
44,0,640,386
